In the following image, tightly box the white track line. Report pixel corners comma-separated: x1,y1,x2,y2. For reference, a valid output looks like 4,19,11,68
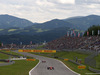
55,59,80,75
29,60,41,75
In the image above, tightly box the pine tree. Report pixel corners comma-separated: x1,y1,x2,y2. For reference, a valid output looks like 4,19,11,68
84,25,100,36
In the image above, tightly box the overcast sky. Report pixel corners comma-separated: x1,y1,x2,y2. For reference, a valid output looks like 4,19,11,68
0,0,100,23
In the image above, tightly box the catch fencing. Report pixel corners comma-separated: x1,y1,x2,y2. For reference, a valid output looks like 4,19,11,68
85,52,98,68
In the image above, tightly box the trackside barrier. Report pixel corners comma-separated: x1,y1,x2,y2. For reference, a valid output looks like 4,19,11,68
0,59,8,62
18,50,56,53
68,60,82,65
58,57,64,60
0,61,15,66
89,67,100,73
53,56,82,65
10,58,26,60
0,59,12,62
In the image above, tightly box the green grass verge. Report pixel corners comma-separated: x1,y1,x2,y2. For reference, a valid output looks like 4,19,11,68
0,50,22,56
0,50,33,59
0,60,39,75
61,59,95,75
36,45,45,49
0,53,9,59
0,61,5,63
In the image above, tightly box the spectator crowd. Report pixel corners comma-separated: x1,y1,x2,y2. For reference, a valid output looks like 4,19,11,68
45,35,100,51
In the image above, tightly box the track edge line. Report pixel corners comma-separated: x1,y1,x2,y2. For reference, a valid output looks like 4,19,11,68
29,60,41,75
55,59,80,75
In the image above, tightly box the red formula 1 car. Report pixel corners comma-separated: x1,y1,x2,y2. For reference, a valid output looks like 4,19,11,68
47,67,54,70
42,61,46,63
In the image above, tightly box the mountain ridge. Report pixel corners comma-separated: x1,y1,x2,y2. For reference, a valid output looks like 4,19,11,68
64,14,100,30
0,14,34,28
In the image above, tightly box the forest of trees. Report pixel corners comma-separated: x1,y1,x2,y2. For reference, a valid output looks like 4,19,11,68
84,25,100,36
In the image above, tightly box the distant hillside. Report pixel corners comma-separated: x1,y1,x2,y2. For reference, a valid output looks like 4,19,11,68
0,27,73,44
64,16,84,20
64,15,100,30
0,19,74,35
26,19,74,30
22,19,74,35
1,14,100,32
0,14,34,28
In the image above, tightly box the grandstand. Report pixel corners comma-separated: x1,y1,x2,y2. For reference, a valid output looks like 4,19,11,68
45,35,100,51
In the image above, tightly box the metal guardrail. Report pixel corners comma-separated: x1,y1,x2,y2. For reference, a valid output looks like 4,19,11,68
0,61,15,66
68,60,82,65
89,67,100,73
0,59,10,62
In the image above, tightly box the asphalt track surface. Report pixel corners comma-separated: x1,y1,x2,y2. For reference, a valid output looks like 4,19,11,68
14,50,79,75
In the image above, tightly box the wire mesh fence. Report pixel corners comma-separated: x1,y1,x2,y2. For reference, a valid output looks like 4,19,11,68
85,52,98,68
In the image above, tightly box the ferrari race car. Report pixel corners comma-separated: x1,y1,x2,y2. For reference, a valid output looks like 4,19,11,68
47,67,54,70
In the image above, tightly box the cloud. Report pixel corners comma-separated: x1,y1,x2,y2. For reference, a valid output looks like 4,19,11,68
36,0,55,6
0,0,100,23
86,4,100,9
75,0,100,4
58,0,75,4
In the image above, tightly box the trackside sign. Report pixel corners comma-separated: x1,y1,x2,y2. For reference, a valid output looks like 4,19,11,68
18,50,56,53
78,65,86,69
26,59,36,61
64,59,69,61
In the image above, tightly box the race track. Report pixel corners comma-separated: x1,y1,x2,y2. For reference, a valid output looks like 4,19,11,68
14,50,79,75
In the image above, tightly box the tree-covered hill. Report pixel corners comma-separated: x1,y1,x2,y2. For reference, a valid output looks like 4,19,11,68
64,15,100,30
0,14,34,28
0,19,74,35
84,25,100,36
0,27,72,44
